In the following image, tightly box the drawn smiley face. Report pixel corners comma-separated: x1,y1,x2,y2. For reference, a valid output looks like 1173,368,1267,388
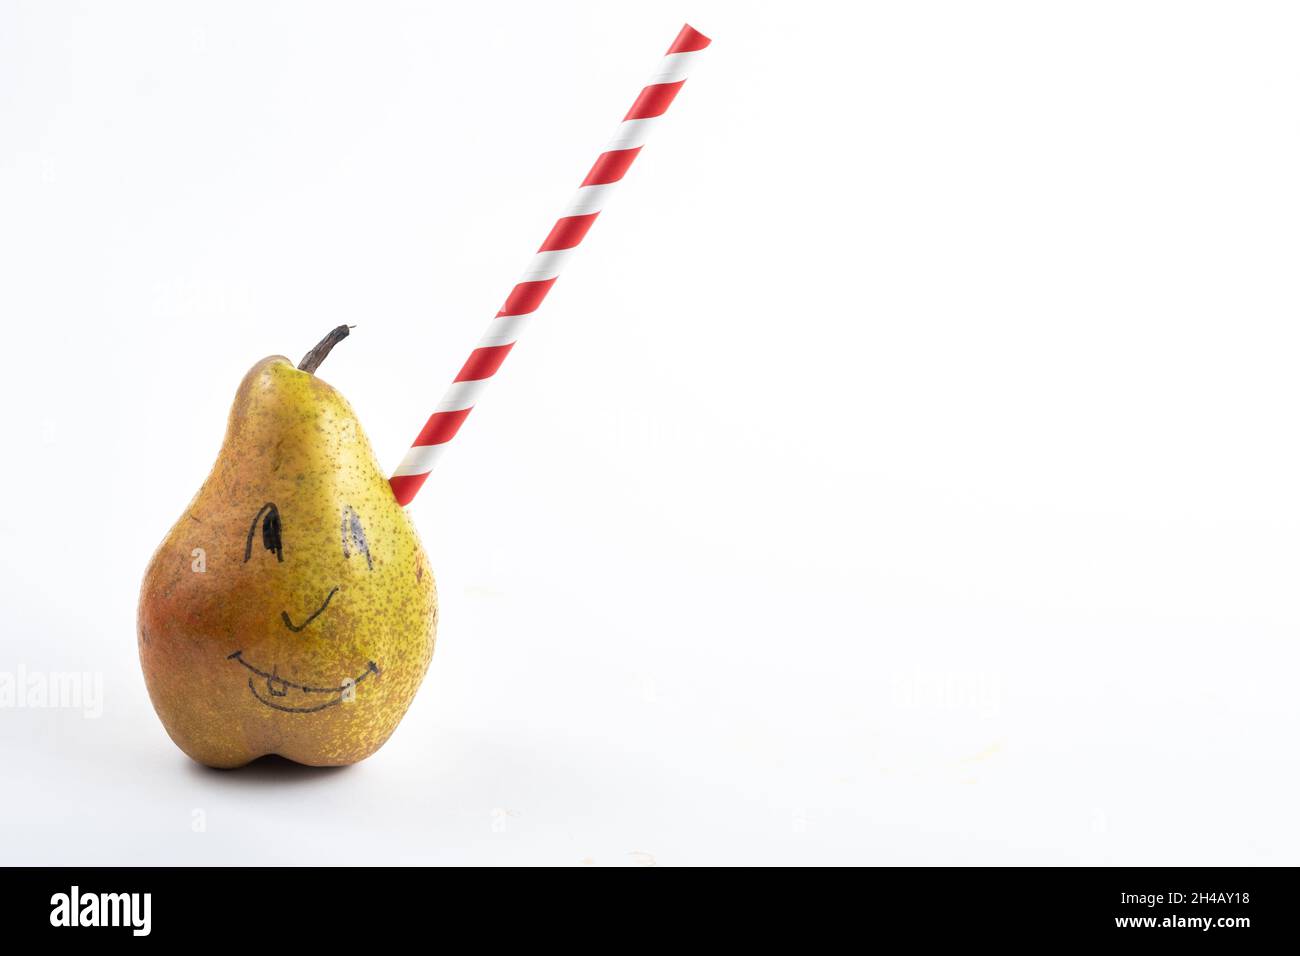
227,502,381,713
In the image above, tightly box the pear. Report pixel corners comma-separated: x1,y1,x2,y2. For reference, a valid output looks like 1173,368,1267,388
138,327,437,768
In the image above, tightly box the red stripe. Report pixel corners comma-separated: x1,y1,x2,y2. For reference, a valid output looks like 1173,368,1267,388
413,407,472,446
581,147,641,186
497,277,556,317
666,23,711,54
389,472,429,507
539,213,599,252
624,81,685,121
455,344,514,382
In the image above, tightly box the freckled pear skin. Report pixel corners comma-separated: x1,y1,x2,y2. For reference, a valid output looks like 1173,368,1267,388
137,351,437,768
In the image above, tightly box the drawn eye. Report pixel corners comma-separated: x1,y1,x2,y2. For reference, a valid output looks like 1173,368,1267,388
341,506,372,570
244,503,284,563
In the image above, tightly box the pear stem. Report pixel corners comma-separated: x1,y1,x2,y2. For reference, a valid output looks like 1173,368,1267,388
298,325,354,374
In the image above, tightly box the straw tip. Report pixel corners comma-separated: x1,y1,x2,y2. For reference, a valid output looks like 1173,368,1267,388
389,473,427,507
668,23,712,54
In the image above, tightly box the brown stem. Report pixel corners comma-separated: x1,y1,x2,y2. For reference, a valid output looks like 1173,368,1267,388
298,325,354,374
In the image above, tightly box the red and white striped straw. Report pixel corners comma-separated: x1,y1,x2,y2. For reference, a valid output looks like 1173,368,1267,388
389,23,711,506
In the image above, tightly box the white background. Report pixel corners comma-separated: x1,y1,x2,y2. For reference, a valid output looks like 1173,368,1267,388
1,0,1297,866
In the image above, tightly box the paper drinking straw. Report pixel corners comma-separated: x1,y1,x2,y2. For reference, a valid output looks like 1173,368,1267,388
389,23,711,506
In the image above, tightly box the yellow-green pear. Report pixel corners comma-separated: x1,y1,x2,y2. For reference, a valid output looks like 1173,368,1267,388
138,328,437,768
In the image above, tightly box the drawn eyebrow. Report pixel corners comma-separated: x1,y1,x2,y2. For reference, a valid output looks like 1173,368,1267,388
341,505,372,570
244,503,284,563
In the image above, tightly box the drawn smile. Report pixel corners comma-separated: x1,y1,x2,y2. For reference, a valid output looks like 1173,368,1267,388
281,586,339,632
227,650,380,714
